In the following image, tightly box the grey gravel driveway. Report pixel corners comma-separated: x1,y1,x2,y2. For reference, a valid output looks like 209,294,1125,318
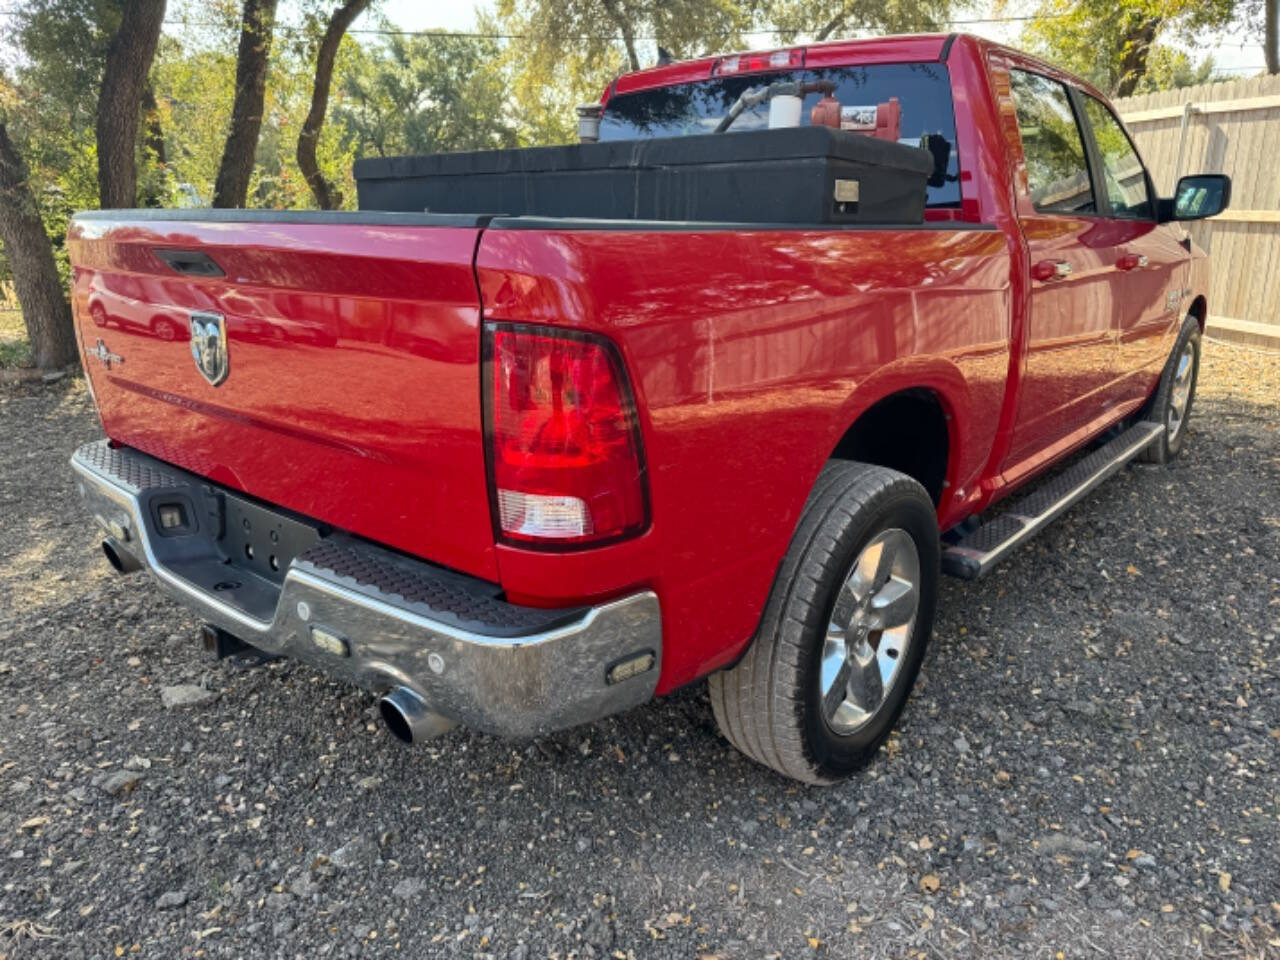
0,341,1276,959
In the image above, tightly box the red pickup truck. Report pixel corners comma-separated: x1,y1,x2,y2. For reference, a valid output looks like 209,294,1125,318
68,33,1229,783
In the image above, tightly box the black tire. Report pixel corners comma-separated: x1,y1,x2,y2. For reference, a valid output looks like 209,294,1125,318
708,461,939,784
1139,314,1202,464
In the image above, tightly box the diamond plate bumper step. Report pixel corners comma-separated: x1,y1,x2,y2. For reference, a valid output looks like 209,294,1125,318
941,421,1165,580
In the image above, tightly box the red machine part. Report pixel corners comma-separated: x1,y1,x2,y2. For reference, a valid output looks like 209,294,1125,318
812,95,901,140
809,94,841,128
875,97,901,141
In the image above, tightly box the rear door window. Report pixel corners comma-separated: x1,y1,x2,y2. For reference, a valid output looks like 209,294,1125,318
600,63,963,208
1080,95,1154,219
1008,69,1096,215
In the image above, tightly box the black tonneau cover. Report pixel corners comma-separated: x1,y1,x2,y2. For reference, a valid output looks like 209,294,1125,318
354,127,933,226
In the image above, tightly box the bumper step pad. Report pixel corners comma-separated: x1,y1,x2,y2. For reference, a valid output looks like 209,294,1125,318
70,439,582,636
941,421,1165,580
295,538,585,638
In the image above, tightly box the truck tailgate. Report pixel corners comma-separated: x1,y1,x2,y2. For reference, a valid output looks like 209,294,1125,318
68,211,498,582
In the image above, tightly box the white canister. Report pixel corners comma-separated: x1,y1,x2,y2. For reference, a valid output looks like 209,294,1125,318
767,94,803,129
576,104,603,143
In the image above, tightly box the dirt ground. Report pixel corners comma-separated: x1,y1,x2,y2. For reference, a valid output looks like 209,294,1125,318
0,337,1276,959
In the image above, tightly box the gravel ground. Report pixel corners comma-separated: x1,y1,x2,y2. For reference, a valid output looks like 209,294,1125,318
0,340,1276,960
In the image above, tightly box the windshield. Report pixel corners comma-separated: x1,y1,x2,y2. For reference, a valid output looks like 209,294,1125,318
600,63,962,208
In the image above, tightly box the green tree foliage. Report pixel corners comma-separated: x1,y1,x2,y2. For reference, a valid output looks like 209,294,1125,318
1020,0,1236,97
333,29,519,157
769,0,954,43
494,0,762,144
150,1,359,208
5,0,124,283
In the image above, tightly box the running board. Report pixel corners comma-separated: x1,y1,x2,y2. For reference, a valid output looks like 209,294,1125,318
942,421,1165,580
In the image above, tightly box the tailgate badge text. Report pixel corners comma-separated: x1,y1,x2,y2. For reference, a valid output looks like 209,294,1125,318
89,339,123,370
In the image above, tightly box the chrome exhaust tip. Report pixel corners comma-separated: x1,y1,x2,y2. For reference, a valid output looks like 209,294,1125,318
378,687,455,745
102,538,142,575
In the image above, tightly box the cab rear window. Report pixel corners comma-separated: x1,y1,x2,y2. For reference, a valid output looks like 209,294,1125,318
599,63,962,208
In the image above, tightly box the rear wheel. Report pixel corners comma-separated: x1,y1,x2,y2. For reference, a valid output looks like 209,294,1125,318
1140,314,1201,464
709,461,939,783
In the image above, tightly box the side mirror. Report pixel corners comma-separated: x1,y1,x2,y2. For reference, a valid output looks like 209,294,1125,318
1159,174,1231,222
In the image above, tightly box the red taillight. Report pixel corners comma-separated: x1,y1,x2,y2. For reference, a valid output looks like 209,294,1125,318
712,48,805,76
485,324,647,547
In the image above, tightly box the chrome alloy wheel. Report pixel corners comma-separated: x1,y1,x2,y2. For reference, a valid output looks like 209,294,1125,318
819,528,921,735
1167,339,1196,443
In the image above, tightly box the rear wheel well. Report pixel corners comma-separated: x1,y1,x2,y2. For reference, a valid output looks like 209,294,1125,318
831,389,950,505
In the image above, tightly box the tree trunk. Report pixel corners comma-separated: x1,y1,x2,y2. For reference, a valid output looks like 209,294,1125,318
0,124,77,371
95,0,167,209
1267,0,1279,75
601,0,640,71
213,0,279,208
1113,17,1163,98
297,0,373,210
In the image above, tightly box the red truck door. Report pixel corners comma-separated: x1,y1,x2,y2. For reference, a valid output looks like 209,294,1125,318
1000,68,1120,476
1076,93,1189,406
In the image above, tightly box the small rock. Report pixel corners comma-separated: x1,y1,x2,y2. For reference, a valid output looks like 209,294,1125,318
266,892,292,912
392,878,425,900
953,736,970,753
272,916,296,938
329,837,376,869
584,908,614,949
160,685,217,709
99,770,143,797
156,890,188,910
1133,854,1157,870
1037,833,1103,860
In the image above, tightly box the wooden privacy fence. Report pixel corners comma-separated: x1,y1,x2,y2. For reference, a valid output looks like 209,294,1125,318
1113,75,1280,347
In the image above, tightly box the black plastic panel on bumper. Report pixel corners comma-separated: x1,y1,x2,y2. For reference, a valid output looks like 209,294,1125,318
71,440,661,737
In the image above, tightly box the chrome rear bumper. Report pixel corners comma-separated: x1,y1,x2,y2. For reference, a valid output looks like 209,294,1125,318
71,440,661,738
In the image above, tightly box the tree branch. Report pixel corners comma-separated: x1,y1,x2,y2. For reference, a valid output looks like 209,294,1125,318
298,0,374,209
815,3,855,43
600,0,640,71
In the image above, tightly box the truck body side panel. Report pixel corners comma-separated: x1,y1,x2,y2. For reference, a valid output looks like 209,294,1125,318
475,223,1012,690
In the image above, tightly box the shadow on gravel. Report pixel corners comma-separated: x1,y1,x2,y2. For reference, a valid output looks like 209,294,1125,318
0,371,1276,960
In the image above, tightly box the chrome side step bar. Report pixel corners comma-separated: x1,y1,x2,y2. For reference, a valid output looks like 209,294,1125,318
942,421,1165,580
